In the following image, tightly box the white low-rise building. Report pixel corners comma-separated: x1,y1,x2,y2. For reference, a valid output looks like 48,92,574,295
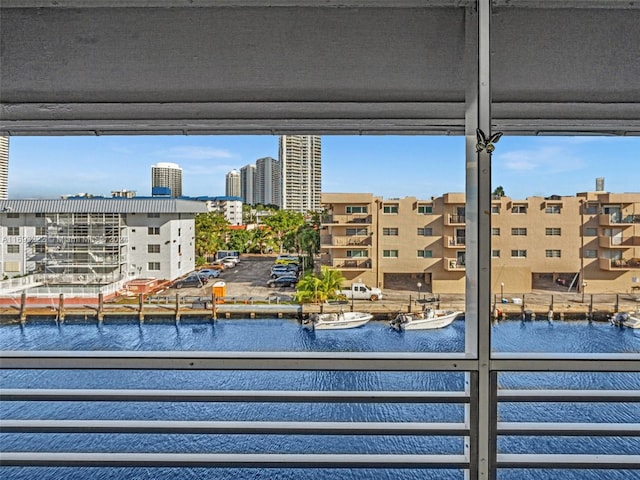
0,198,207,284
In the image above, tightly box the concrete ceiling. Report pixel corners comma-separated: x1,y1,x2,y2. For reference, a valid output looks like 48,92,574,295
1,0,639,135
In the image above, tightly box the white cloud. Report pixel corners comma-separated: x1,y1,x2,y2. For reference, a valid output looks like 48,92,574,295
162,146,234,160
495,146,584,174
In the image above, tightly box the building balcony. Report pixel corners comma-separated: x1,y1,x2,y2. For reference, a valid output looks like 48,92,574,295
320,235,372,247
445,214,465,226
599,257,640,271
329,257,372,270
598,236,640,248
444,258,466,271
598,213,640,226
445,236,466,248
322,214,372,225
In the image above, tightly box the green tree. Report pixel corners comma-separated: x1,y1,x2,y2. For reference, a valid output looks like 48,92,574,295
226,228,252,253
194,212,229,260
295,267,345,304
247,227,277,254
295,224,320,268
493,185,505,197
262,210,305,253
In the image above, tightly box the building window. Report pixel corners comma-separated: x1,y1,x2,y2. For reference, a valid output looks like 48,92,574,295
147,213,160,218
417,227,433,236
346,227,368,236
4,261,20,272
35,213,45,218
417,250,433,258
585,249,598,258
383,250,399,258
383,228,399,236
491,228,500,236
585,227,598,236
148,227,160,235
148,244,161,253
148,262,161,271
511,249,527,258
545,205,561,214
492,250,500,257
585,203,598,214
511,228,527,236
417,205,433,214
383,205,399,214
34,244,46,254
545,249,561,258
512,205,527,214
7,244,20,254
346,250,367,258
346,206,367,214
35,226,46,236
7,226,19,236
6,212,19,218
545,227,561,236
491,205,500,214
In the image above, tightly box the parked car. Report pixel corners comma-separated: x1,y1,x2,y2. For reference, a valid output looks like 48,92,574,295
220,258,237,268
173,275,204,289
203,263,226,271
266,275,298,288
198,268,221,279
270,264,298,278
274,254,300,266
218,255,240,265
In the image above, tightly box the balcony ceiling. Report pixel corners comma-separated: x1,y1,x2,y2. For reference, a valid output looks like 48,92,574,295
1,0,639,136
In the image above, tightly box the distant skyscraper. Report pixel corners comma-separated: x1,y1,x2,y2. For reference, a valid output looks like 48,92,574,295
240,164,256,205
225,169,241,197
279,135,321,212
0,136,8,200
151,162,182,197
255,156,281,207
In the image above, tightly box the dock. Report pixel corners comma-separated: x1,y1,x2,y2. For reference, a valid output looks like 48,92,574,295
1,291,637,324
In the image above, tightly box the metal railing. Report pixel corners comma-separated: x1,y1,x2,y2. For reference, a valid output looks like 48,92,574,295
1,352,638,477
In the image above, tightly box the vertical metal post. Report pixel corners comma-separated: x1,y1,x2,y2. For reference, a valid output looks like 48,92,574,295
465,1,493,479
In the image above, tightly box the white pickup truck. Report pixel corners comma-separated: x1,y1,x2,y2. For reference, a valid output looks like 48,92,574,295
336,282,383,301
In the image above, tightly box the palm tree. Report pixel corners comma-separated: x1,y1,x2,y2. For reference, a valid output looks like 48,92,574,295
295,267,345,303
296,224,319,268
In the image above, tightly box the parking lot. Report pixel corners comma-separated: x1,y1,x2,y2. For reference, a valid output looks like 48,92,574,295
163,255,298,299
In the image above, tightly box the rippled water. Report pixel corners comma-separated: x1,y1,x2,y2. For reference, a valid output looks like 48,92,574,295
1,317,639,480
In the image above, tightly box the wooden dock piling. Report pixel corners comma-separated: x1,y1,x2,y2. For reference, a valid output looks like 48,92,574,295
57,293,65,323
138,294,145,323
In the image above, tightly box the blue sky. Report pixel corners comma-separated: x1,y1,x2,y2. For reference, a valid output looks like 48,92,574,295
7,135,639,200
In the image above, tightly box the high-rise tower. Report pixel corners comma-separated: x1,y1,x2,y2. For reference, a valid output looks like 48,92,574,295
0,136,8,200
255,157,281,207
225,169,241,197
240,164,256,205
279,135,321,212
151,162,183,197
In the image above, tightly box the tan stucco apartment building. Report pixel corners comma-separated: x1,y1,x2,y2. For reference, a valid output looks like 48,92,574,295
320,191,640,295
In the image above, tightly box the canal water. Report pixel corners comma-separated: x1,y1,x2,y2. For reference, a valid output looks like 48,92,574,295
1,318,639,480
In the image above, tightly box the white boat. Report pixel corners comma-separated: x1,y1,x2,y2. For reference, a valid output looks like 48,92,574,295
611,311,640,329
304,311,373,330
391,307,462,330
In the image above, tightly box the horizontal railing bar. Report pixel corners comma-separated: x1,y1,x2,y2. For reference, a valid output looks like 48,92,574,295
498,422,640,436
0,351,474,371
2,352,638,372
0,388,469,403
498,389,640,402
0,452,470,468
492,355,640,373
0,419,470,436
497,453,640,469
